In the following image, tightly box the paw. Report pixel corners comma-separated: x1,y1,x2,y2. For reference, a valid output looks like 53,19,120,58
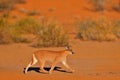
40,70,48,73
24,71,27,74
71,69,75,73
68,69,75,73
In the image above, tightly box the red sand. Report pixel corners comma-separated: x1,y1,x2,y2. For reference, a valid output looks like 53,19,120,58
0,41,120,80
11,0,120,23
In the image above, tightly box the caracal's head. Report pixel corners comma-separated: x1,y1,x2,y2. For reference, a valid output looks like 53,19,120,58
65,45,74,55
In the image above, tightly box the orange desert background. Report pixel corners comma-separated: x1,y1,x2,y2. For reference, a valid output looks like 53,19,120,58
0,0,120,80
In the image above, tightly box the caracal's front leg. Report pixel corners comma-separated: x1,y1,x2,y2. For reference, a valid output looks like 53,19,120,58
62,60,75,73
49,60,58,74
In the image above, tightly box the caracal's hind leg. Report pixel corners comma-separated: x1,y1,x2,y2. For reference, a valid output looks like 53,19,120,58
25,61,32,74
25,54,38,74
62,60,75,73
39,61,48,73
25,60,37,74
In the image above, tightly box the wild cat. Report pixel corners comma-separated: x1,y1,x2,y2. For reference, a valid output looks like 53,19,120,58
24,46,75,74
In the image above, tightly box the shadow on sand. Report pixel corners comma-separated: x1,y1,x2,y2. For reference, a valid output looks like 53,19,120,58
23,67,72,74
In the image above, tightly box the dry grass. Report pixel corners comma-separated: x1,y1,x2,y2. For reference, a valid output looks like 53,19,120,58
33,21,69,47
27,10,40,16
0,0,26,12
0,16,69,47
11,17,42,43
77,18,118,41
13,17,41,34
0,16,11,43
89,0,120,12
89,0,107,11
0,16,30,43
112,3,120,12
112,20,120,38
0,0,14,12
13,0,26,4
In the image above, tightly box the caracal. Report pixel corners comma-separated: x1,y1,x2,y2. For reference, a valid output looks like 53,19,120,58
24,46,75,74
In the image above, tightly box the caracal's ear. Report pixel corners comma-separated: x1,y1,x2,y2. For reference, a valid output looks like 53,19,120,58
65,46,70,50
65,43,70,50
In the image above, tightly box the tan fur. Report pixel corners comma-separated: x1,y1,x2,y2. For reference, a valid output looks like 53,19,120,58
25,49,74,74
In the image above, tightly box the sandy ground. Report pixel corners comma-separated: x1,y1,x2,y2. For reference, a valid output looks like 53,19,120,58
0,39,120,80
